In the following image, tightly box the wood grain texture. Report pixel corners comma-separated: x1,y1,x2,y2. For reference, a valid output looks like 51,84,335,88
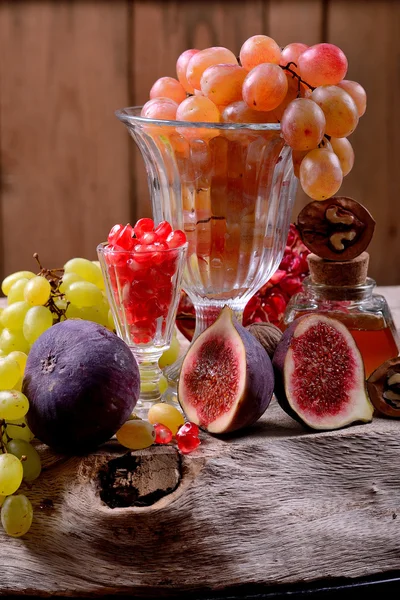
1,405,400,596
0,288,399,597
0,0,131,277
326,0,400,286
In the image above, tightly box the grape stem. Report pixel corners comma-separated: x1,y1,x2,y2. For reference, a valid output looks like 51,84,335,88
280,62,316,93
0,420,7,453
33,253,69,323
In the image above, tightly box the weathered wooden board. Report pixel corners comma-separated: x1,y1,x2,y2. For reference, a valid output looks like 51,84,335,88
0,287,399,597
1,406,400,597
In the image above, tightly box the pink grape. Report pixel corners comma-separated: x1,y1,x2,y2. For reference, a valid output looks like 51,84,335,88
337,80,367,117
186,47,237,91
200,64,247,107
292,149,308,178
150,77,187,104
176,96,220,140
176,49,199,94
141,98,178,120
222,101,277,123
298,43,348,87
239,35,281,71
311,85,359,138
272,72,307,121
300,148,343,200
280,43,309,72
177,96,220,122
330,137,355,176
281,98,326,151
242,64,288,112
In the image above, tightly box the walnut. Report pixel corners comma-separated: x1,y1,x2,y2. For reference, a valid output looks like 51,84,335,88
246,322,283,358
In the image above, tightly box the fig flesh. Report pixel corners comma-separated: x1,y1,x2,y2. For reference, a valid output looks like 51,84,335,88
178,306,274,434
273,314,373,430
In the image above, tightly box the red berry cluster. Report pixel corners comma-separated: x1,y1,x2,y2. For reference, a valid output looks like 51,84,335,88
154,422,200,454
243,224,310,327
104,219,187,344
176,224,310,339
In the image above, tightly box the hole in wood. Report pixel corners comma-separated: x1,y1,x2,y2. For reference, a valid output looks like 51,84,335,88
98,448,182,508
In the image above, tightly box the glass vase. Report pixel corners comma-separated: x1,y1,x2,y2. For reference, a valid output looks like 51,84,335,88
116,107,297,397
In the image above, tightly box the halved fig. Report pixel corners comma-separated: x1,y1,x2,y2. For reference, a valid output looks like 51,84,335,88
178,306,274,434
297,197,375,261
367,357,400,418
272,314,373,430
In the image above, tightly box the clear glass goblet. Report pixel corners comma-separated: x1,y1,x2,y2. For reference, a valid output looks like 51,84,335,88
97,241,187,416
115,107,298,398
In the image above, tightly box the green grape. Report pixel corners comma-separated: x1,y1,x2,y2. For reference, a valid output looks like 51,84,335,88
59,272,83,294
116,420,155,450
54,297,68,312
0,453,23,495
1,494,33,537
159,375,168,394
4,418,35,442
148,402,184,435
107,309,115,331
0,390,29,420
0,328,30,354
0,301,30,331
7,351,28,375
1,271,36,296
7,278,30,305
12,378,23,392
0,358,23,390
65,282,104,308
64,257,103,286
159,337,180,368
7,439,41,482
24,276,51,306
23,306,53,345
66,302,108,326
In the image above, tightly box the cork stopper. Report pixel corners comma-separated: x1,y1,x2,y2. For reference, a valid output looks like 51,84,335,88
307,252,369,286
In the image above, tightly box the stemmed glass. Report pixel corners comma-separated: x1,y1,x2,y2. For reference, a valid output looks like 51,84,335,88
98,241,187,416
115,107,297,397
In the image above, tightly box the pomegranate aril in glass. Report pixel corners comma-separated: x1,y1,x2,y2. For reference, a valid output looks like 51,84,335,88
98,220,187,416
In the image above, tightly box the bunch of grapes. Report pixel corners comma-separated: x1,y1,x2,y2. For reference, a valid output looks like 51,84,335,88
143,36,366,200
0,353,38,537
0,257,114,359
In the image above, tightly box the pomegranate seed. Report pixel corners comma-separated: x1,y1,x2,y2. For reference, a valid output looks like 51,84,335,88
133,218,154,239
108,224,134,250
176,433,200,454
154,221,173,241
178,422,199,437
141,231,157,245
108,224,124,245
166,230,187,248
154,423,173,444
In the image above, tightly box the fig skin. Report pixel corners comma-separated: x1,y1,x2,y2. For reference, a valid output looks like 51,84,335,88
23,320,140,454
272,314,373,430
178,307,274,434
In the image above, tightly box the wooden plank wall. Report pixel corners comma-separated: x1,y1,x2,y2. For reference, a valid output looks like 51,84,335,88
0,0,398,284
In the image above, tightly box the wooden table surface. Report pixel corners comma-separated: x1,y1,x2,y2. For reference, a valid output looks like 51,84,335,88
0,287,399,599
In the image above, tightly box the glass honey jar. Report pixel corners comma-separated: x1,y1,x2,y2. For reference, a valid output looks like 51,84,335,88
283,252,400,377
